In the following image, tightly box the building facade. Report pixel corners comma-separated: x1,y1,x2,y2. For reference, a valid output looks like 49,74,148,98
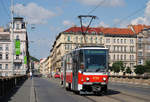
50,25,150,74
135,26,150,65
0,27,11,76
0,17,29,77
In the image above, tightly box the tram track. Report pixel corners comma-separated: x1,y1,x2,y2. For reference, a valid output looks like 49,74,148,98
48,78,150,102
118,92,150,102
81,90,150,102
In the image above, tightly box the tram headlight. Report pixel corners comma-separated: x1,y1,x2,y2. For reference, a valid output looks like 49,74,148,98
86,77,90,81
103,77,107,81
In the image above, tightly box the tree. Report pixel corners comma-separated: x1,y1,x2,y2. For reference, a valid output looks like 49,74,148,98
144,60,150,72
112,61,125,74
112,61,121,73
119,61,125,72
134,65,146,75
126,67,132,74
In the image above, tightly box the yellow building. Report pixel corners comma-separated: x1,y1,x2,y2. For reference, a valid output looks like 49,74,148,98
50,25,150,74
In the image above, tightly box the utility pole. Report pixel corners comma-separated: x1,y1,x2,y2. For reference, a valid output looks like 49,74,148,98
11,0,14,76
78,15,97,46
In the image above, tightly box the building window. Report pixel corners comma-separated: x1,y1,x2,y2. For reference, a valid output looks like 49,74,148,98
113,46,116,51
0,45,3,51
121,46,123,52
132,55,134,60
92,31,96,34
138,37,143,43
124,39,126,43
130,39,134,44
138,44,142,49
117,39,119,43
121,55,123,60
138,59,143,65
86,37,88,42
5,64,8,69
16,55,19,59
113,39,116,43
67,36,70,41
113,54,116,60
138,52,143,56
16,35,19,40
124,55,126,60
0,53,2,60
90,37,93,43
106,38,110,43
121,39,123,43
16,24,19,29
95,37,97,43
15,64,21,69
99,37,102,44
0,64,2,69
76,36,78,43
6,54,9,60
130,46,134,52
124,46,126,52
117,46,119,52
5,45,9,51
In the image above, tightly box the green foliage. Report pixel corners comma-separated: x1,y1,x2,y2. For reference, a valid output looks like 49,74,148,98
112,61,125,73
134,65,146,75
126,67,132,74
144,60,150,72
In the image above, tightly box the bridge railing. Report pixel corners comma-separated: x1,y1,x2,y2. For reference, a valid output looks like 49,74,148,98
109,75,150,85
109,75,150,79
0,75,27,98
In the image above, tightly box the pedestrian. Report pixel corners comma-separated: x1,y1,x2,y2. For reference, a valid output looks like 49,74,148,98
30,71,32,79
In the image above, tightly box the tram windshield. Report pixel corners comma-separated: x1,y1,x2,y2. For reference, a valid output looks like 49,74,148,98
84,49,108,72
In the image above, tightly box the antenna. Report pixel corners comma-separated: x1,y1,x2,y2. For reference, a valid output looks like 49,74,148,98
78,15,97,45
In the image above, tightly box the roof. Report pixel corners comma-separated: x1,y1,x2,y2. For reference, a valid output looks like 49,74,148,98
130,24,150,34
63,25,150,35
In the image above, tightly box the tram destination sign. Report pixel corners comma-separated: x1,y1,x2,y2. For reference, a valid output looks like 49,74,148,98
85,50,106,54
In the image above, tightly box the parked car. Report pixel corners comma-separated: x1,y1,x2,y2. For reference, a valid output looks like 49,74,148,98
54,73,60,78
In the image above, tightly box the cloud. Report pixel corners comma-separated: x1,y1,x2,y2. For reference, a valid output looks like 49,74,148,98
78,0,125,7
14,2,56,24
63,20,74,26
131,0,150,25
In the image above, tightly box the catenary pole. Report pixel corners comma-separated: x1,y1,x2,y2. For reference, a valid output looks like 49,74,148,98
11,0,14,76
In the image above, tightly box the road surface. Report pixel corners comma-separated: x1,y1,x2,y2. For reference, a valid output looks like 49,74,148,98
33,77,150,102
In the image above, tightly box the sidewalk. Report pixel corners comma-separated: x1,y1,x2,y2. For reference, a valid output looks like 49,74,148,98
2,78,35,102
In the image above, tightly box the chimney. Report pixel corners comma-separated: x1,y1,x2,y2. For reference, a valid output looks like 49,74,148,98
128,25,136,34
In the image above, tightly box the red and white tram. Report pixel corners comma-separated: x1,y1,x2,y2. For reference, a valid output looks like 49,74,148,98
61,47,109,94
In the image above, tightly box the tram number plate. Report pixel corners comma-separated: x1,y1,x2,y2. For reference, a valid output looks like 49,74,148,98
93,77,100,80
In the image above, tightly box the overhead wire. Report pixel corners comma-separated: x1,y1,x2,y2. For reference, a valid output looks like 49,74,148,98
88,0,105,15
112,5,146,27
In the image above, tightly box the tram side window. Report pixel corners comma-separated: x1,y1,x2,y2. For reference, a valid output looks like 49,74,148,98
79,50,84,69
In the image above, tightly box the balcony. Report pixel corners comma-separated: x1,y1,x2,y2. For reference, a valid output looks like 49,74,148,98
14,59,22,63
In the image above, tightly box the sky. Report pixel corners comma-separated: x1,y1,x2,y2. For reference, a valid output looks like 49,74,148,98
0,0,150,59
